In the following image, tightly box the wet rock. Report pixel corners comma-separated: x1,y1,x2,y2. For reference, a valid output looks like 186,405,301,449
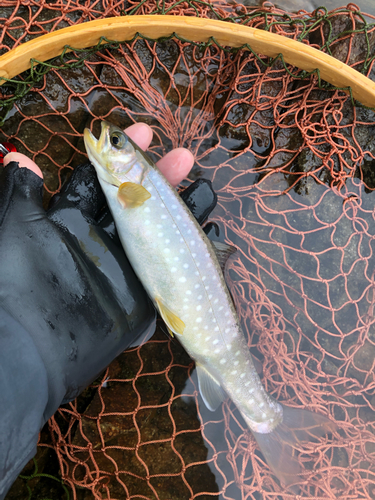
67,327,218,499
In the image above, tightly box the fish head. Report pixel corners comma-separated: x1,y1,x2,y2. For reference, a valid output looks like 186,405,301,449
84,121,136,186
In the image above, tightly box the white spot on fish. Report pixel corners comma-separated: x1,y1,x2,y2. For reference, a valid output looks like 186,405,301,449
205,336,211,341
197,333,202,338
164,248,170,253
176,215,182,220
186,290,192,295
183,264,189,269
176,230,180,235
259,402,264,408
179,249,185,254
196,305,202,311
249,398,254,404
202,276,206,281
192,253,197,258
187,229,192,234
245,382,251,386
225,328,230,333
193,327,198,331
204,326,208,330
174,257,179,261
179,238,184,243
196,317,202,323
234,361,239,366
231,370,237,375
183,305,188,310
145,220,150,225
240,373,246,379
172,204,177,209
205,253,209,257
213,339,219,345
214,326,219,331
214,299,218,304
179,276,187,283
235,388,241,394
171,267,177,273
157,224,163,228
220,359,226,364
235,351,240,356
183,298,188,302
225,312,230,317
190,241,196,246
219,306,223,311
144,207,150,213
197,295,202,300
165,239,170,244
214,348,220,354
208,294,213,299
158,232,163,237
195,284,200,289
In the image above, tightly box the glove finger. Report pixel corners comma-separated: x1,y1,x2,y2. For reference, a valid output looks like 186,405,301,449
47,162,106,221
0,158,44,226
180,179,218,225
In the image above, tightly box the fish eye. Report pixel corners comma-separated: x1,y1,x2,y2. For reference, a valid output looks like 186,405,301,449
110,131,127,149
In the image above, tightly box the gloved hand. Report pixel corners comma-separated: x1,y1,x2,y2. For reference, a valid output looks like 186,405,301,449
0,123,217,499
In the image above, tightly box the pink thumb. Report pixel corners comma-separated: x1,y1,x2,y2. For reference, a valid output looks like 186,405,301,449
3,152,43,179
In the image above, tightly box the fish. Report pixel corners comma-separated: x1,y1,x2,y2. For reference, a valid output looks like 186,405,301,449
84,121,336,488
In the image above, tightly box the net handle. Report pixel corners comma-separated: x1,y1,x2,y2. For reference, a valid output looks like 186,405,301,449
0,15,374,107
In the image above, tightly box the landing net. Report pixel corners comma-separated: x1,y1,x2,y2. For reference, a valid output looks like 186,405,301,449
2,1,375,499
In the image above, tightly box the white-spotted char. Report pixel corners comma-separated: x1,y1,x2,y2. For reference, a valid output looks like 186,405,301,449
84,121,335,488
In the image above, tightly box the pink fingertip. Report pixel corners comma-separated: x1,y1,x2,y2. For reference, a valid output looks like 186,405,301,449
3,152,43,179
157,148,195,187
125,123,153,151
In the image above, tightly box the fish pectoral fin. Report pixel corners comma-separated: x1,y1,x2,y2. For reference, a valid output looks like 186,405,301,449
117,182,151,208
211,241,237,272
155,298,185,336
196,363,227,411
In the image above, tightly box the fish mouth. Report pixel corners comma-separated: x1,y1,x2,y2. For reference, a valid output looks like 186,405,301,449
83,122,109,165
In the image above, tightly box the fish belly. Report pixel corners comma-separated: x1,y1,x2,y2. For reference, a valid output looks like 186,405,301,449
101,168,276,426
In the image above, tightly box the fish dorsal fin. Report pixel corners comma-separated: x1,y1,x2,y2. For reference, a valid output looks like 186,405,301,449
155,297,185,336
211,241,237,272
196,362,227,411
117,182,151,208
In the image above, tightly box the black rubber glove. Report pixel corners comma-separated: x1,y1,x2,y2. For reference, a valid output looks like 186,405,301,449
0,160,217,500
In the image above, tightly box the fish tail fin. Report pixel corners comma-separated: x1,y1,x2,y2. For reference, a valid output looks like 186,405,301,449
251,405,336,488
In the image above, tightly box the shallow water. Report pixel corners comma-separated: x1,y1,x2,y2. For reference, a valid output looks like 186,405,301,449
3,25,375,500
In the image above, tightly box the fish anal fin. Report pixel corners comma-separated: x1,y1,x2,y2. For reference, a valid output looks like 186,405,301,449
211,241,237,272
250,406,336,490
155,297,185,336
196,362,227,411
117,182,151,208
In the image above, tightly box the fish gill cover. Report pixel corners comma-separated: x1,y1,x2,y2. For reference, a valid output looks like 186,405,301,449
2,1,375,499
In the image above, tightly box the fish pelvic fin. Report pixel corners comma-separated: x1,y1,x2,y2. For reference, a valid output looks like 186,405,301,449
250,405,336,490
117,182,151,208
196,363,227,411
155,297,185,336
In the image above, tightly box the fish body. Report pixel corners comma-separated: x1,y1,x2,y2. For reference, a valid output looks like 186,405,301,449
84,121,335,487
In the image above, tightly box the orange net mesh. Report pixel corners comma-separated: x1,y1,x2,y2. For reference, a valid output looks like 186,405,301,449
2,1,375,499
